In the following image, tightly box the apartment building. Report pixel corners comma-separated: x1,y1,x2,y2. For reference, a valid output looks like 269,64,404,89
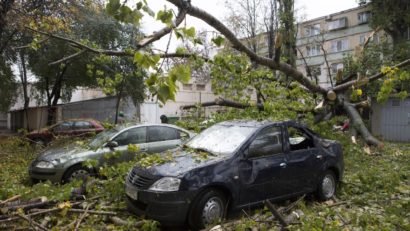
296,4,380,88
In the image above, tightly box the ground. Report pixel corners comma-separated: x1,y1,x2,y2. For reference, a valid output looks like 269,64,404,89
0,123,409,230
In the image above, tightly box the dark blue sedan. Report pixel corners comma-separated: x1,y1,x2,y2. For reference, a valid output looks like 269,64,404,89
125,120,344,229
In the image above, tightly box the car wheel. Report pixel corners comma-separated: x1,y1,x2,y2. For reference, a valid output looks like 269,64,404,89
63,165,90,183
189,189,226,230
317,170,336,201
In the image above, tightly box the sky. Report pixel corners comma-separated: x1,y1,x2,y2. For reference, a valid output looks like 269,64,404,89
139,0,359,51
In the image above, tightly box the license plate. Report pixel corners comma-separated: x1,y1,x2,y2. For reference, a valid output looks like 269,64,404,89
126,185,138,200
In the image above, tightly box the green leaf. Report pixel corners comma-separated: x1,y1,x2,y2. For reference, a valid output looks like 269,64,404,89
175,47,187,55
169,65,191,84
183,27,196,38
106,0,121,15
156,9,173,25
136,2,143,10
142,5,155,17
212,36,225,47
145,74,158,86
158,84,171,104
134,52,143,64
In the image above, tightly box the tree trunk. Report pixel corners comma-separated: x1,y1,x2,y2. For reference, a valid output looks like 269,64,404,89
47,65,67,125
338,96,383,147
114,78,126,124
19,51,30,131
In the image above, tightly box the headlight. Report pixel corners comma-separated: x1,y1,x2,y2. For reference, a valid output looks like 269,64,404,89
149,177,181,192
35,161,55,169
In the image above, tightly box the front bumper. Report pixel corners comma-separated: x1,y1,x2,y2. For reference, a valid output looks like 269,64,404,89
28,165,65,183
125,182,197,225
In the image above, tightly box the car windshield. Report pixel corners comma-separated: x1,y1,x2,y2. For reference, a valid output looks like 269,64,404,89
88,128,119,149
185,124,257,156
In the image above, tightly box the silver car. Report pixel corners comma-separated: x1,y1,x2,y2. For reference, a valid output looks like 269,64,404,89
29,124,195,183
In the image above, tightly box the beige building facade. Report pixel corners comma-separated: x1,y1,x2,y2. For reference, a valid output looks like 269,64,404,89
296,4,381,88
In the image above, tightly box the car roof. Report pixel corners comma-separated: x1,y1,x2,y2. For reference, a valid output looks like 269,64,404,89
217,119,297,128
116,123,194,134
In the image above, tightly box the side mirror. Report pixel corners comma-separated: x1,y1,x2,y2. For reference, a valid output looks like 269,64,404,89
106,141,118,149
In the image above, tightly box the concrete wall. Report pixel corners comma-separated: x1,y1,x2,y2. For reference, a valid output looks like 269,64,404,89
371,98,410,142
61,96,139,124
9,107,52,131
0,112,7,129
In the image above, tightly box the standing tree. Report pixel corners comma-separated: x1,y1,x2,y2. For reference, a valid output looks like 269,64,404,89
26,1,142,125
369,0,410,48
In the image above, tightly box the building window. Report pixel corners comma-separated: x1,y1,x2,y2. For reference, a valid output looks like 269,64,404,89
331,39,349,52
328,17,347,30
304,24,321,37
196,84,206,91
306,44,321,56
182,84,193,90
308,65,321,76
358,11,371,24
331,63,344,74
359,35,366,45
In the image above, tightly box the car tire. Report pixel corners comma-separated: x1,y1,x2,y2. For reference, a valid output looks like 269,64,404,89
188,189,226,230
63,164,90,183
317,170,337,201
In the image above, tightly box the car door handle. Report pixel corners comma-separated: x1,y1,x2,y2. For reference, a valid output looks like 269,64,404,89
140,148,148,152
316,155,323,159
280,162,287,168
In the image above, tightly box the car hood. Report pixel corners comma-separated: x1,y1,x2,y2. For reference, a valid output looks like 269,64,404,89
36,143,94,162
141,149,227,177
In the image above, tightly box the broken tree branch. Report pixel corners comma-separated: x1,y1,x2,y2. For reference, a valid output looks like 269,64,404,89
67,208,116,216
137,8,187,49
0,195,21,206
180,97,264,110
48,49,87,66
25,27,209,65
17,213,50,231
74,203,92,231
332,58,410,93
265,200,288,228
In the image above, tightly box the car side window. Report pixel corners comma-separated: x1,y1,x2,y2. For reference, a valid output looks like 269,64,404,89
52,121,74,132
248,126,283,158
113,127,147,146
287,126,315,151
148,126,178,142
73,121,92,129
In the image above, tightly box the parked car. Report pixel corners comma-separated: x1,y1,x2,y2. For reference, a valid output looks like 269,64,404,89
27,119,105,145
125,120,344,229
29,124,195,183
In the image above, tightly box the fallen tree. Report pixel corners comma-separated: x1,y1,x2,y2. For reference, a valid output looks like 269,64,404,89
19,0,410,146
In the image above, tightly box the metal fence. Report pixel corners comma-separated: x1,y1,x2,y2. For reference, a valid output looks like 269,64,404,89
371,98,410,142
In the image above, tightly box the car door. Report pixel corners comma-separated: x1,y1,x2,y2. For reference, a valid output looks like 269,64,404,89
238,126,288,205
282,125,323,194
73,121,94,136
51,121,74,137
147,126,181,153
109,127,148,162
